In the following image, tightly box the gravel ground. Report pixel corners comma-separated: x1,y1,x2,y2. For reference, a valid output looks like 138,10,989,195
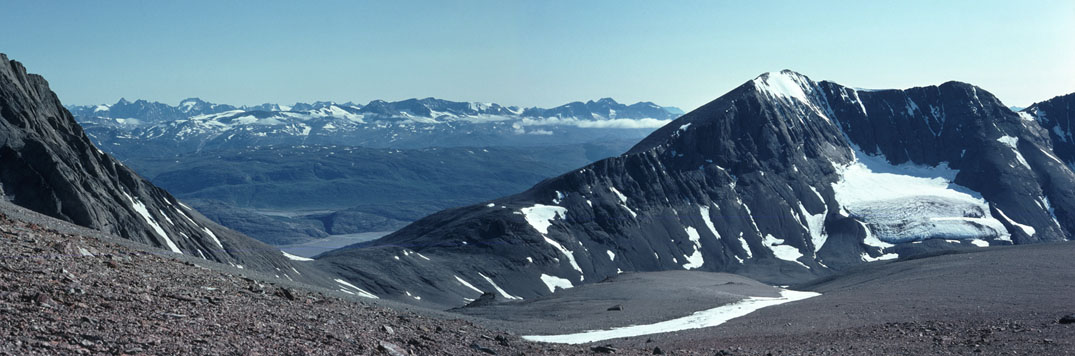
456,271,782,335
0,213,648,355
605,243,1075,355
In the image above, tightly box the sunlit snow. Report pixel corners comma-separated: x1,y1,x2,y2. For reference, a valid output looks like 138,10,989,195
832,149,1010,244
539,274,573,293
282,251,313,261
335,278,378,299
681,227,705,270
523,289,820,344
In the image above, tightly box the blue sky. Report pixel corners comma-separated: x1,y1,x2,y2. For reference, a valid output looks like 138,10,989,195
2,0,1072,110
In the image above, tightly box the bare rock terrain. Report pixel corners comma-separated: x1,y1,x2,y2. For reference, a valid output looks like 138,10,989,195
0,212,622,355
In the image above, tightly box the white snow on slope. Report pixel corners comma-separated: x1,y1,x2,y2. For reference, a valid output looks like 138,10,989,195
542,236,584,279
520,204,567,235
282,251,313,261
520,204,583,280
753,72,811,106
797,198,827,252
737,232,753,259
699,205,721,240
454,275,484,294
996,135,1031,170
681,227,705,270
479,272,522,300
832,149,1010,244
202,227,223,249
523,289,820,344
334,279,378,299
993,208,1034,238
762,234,807,268
122,192,181,254
539,274,573,293
606,250,616,261
609,186,638,218
158,209,174,225
861,252,898,262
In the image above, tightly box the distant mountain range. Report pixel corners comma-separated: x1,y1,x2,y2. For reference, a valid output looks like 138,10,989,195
68,97,683,157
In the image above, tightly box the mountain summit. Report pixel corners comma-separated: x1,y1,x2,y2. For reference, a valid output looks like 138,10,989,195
314,70,1074,307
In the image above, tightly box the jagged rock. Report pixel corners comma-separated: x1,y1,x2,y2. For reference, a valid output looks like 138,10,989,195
461,292,497,308
470,342,497,354
1059,314,1075,324
377,341,407,356
591,345,617,353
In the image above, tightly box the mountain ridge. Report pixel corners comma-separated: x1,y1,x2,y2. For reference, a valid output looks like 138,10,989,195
0,53,330,283
312,70,1075,307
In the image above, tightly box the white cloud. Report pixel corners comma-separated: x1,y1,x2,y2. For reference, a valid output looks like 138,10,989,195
519,117,671,129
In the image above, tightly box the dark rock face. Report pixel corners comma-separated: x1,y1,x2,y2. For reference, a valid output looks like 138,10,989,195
316,71,1075,308
0,54,308,277
1024,93,1075,166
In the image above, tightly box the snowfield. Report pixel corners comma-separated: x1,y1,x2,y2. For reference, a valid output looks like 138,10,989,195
832,149,1010,244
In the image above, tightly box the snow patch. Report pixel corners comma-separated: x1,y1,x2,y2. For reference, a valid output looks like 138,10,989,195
737,232,753,258
335,279,378,299
539,274,573,293
479,272,522,300
681,227,705,270
523,289,820,344
454,275,484,294
797,199,827,253
609,186,637,218
699,205,721,240
122,192,181,254
520,204,567,235
202,227,223,249
860,252,898,262
996,135,1031,170
761,234,807,268
521,204,583,280
993,208,1033,238
282,251,313,261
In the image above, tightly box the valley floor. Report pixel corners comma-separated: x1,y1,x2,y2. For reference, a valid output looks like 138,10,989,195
600,242,1075,355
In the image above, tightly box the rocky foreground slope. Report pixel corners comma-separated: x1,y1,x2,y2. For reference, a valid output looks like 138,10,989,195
0,206,621,355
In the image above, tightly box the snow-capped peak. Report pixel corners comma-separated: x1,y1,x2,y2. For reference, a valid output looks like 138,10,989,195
751,70,815,105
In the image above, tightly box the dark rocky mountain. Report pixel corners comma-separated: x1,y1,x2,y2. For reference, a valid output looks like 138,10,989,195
314,70,1075,308
1022,93,1075,167
69,96,680,158
0,53,317,278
